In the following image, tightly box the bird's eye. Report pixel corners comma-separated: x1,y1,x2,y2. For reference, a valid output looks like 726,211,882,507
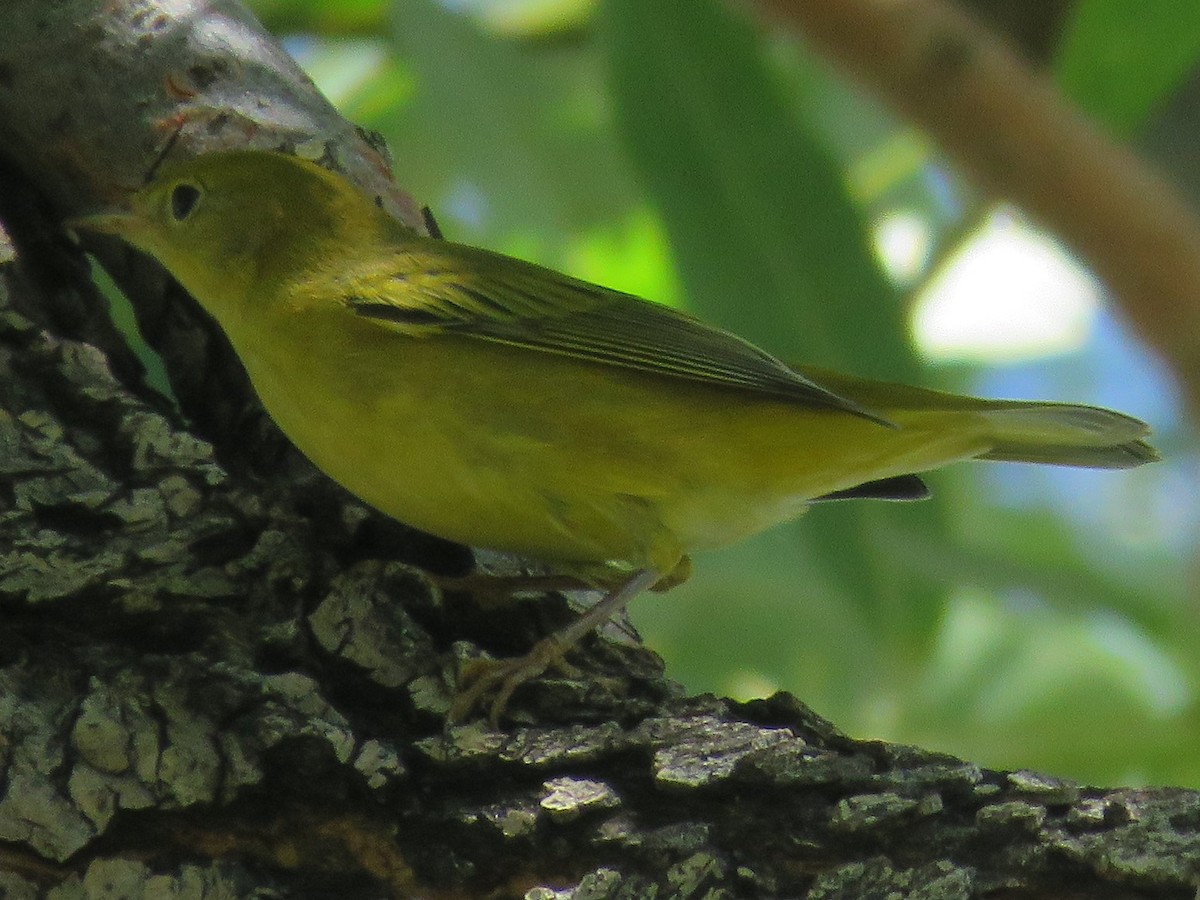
170,183,201,222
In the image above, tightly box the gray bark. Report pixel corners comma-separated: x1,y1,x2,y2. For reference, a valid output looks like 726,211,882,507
0,2,1198,898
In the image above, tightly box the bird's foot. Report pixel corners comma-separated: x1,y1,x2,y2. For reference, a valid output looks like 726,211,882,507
449,636,581,726
446,567,662,726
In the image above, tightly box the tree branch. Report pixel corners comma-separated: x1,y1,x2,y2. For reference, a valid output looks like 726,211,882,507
757,0,1200,418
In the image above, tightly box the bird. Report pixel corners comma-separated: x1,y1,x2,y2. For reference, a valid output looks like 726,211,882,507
70,150,1158,722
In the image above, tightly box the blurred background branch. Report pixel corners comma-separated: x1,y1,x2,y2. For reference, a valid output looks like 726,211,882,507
756,0,1200,421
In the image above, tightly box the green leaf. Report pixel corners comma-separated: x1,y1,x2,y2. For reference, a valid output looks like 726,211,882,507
598,0,913,377
1056,0,1200,134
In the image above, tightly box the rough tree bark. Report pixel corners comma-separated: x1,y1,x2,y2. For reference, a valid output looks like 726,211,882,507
1,2,1198,898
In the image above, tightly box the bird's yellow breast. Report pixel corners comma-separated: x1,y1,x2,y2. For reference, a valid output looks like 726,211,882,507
227,298,985,575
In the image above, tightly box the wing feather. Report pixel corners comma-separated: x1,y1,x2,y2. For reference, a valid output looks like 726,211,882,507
344,238,887,422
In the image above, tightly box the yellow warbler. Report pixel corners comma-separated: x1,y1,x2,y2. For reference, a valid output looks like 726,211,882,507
72,151,1157,720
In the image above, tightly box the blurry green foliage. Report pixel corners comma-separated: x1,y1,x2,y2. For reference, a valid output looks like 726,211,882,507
240,0,1200,787
387,0,640,265
248,0,389,35
1057,0,1200,134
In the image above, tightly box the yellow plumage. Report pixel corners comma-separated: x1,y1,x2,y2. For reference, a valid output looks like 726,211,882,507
71,151,1157,719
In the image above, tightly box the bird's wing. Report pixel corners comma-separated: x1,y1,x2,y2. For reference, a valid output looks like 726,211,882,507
339,237,885,419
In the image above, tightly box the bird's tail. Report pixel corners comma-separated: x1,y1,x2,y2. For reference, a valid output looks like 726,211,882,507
967,404,1157,468
796,366,1159,470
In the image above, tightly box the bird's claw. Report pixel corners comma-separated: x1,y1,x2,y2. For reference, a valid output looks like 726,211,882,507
449,636,579,726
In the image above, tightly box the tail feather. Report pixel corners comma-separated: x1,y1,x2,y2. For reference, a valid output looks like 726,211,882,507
795,365,1159,471
973,404,1158,469
979,439,1158,469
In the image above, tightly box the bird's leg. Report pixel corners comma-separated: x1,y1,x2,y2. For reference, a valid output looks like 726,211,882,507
450,567,661,726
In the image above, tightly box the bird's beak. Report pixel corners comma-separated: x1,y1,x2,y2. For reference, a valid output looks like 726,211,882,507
64,210,140,237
